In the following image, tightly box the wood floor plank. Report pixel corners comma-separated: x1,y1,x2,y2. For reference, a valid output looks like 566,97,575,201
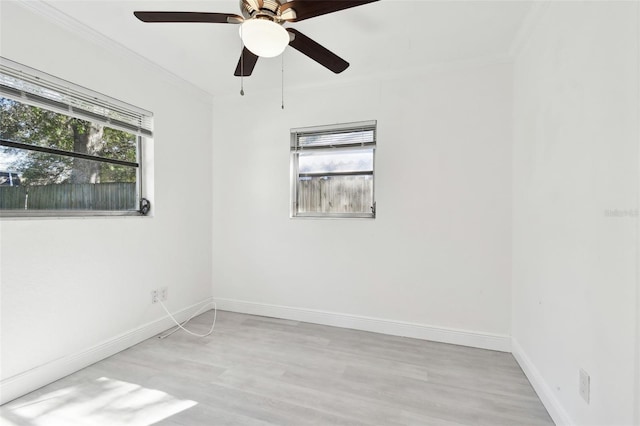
0,310,554,425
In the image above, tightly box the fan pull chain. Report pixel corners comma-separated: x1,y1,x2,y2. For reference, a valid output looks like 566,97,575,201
240,68,245,96
281,52,285,109
240,26,245,96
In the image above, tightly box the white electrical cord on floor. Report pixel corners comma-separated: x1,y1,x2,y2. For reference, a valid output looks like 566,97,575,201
158,297,217,339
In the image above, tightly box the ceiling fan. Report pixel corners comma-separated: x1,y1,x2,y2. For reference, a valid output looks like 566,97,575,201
134,0,378,77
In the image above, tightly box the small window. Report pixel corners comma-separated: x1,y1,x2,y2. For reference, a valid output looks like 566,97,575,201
0,58,153,217
290,121,376,218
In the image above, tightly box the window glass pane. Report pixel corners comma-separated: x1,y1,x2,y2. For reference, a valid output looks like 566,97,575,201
1,146,137,210
299,149,373,174
292,121,376,218
297,175,373,214
298,130,374,147
1,97,137,162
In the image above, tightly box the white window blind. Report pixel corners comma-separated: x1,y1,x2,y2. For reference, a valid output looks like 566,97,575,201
0,57,153,137
291,121,376,150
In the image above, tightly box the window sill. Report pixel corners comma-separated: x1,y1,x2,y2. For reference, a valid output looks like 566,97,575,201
291,213,375,220
0,210,145,219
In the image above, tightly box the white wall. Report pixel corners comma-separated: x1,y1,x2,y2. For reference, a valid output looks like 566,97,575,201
5,1,636,421
212,61,513,349
0,1,213,403
512,2,639,425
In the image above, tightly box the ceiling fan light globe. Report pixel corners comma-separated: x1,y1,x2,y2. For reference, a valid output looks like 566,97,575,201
240,19,289,58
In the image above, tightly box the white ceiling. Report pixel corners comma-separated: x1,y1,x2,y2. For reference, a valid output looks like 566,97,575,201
39,0,533,97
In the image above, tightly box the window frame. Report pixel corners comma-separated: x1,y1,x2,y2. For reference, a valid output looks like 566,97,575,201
0,136,143,218
290,120,377,219
0,57,152,218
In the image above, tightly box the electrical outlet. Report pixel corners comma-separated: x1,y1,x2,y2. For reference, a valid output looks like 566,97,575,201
151,290,159,304
579,368,590,404
160,287,168,301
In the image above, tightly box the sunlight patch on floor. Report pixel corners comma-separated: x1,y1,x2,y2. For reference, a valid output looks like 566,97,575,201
0,377,197,426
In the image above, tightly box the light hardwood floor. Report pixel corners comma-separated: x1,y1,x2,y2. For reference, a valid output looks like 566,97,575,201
1,311,553,425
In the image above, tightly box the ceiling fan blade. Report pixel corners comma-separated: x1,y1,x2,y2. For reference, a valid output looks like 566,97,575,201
134,11,243,24
234,48,260,77
280,0,378,22
287,29,349,74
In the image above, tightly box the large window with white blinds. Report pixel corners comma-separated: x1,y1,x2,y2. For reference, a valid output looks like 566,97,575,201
0,57,153,216
290,121,376,218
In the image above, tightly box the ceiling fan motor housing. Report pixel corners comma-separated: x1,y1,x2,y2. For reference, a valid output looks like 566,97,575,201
240,0,296,22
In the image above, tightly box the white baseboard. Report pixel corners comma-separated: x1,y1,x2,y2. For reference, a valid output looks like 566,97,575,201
0,299,212,405
213,297,511,352
512,338,573,426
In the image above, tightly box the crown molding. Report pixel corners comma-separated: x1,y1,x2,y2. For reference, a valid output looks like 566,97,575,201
214,52,514,99
509,1,552,58
313,53,515,91
14,0,214,105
